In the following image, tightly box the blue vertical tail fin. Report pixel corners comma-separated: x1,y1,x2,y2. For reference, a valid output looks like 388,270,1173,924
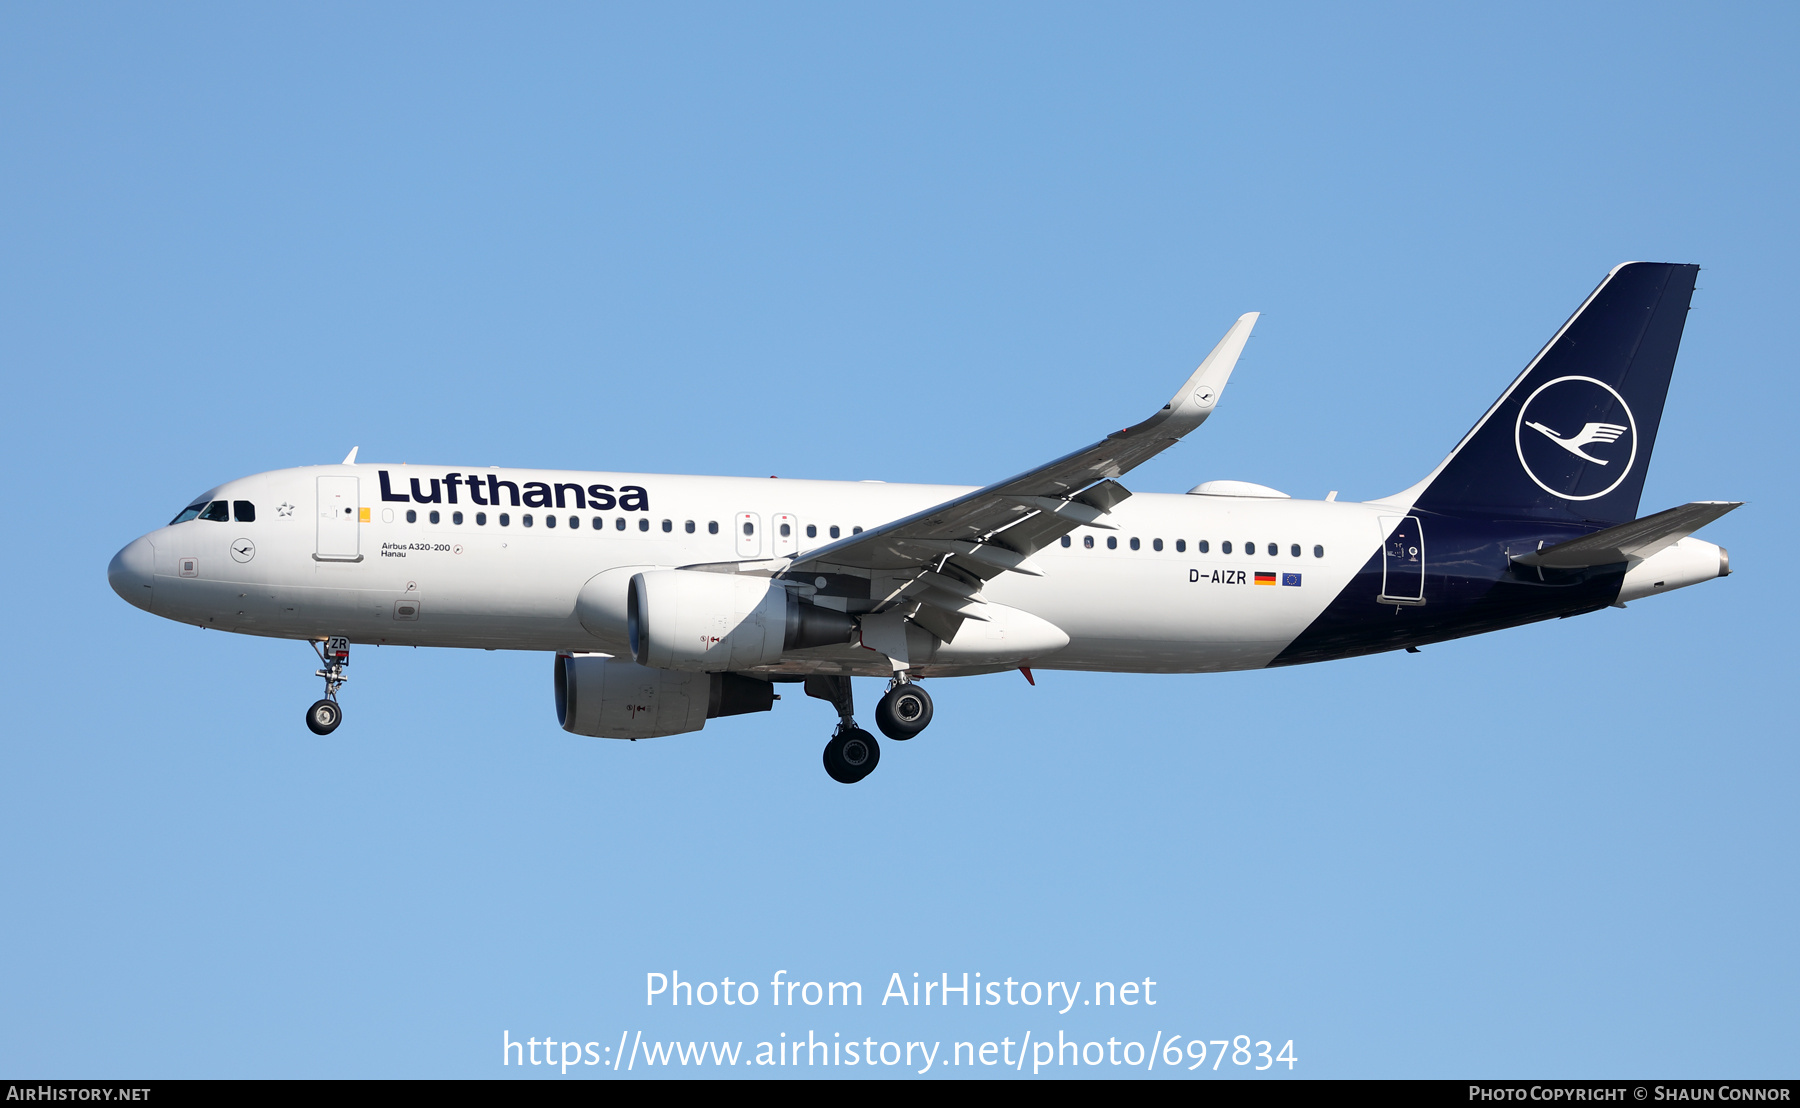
1408,262,1699,526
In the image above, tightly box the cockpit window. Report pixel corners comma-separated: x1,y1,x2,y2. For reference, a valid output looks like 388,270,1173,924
170,500,209,525
234,501,255,523
199,500,230,522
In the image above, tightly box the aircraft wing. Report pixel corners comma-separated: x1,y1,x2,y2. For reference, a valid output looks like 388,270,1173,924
1513,501,1743,569
777,313,1258,640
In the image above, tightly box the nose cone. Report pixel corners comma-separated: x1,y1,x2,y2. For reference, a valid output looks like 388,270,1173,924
108,536,156,612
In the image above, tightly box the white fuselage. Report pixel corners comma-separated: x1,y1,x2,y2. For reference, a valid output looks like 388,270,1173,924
116,464,1395,676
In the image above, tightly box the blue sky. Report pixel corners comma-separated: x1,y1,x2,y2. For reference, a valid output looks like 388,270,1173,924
3,3,1795,1078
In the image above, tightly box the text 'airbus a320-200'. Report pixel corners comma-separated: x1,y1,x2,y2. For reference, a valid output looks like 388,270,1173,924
109,262,1736,782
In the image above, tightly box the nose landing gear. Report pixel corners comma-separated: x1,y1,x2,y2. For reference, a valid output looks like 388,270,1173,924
306,637,349,735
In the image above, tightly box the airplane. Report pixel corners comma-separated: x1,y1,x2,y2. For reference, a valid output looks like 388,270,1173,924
108,261,1736,783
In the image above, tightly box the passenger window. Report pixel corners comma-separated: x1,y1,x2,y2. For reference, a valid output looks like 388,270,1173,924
685,520,696,533
524,514,534,527
477,512,487,525
662,519,672,533
545,514,556,528
453,511,463,525
1060,535,1071,548
616,518,626,531
807,524,817,538
1153,538,1163,551
780,522,791,538
1291,543,1301,557
430,510,441,524
638,518,649,532
708,521,719,535
1129,537,1140,550
1084,535,1094,548
1314,544,1325,558
592,517,603,530
743,521,754,536
233,501,255,522
1198,539,1209,553
1106,536,1118,550
200,500,230,522
406,509,417,524
499,513,510,526
569,516,578,529
1176,539,1186,553
829,525,840,539
1221,541,1232,554
853,526,863,534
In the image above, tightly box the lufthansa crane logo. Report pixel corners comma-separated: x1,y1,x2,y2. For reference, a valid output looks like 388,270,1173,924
1513,375,1637,501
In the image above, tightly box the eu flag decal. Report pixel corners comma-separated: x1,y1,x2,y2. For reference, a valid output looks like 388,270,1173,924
1281,573,1302,587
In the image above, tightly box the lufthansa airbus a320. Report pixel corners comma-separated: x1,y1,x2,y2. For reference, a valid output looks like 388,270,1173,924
109,262,1736,782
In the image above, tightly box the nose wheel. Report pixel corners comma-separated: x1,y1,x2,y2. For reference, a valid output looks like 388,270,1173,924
306,698,342,735
306,637,350,736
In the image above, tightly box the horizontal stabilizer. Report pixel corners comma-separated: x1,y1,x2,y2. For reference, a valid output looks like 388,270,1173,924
1514,501,1741,568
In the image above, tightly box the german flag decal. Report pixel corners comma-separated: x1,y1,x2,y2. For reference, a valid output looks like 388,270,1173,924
1254,572,1278,586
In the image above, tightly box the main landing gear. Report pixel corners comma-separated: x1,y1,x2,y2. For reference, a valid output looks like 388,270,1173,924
824,725,880,784
806,674,880,784
875,680,933,741
306,636,350,736
806,675,934,783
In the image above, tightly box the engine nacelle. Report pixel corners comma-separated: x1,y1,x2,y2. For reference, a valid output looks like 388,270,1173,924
627,570,854,671
554,654,778,739
574,564,666,651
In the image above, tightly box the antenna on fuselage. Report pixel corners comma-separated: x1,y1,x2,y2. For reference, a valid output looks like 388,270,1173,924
341,447,359,465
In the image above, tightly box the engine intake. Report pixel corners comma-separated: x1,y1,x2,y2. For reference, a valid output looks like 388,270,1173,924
627,570,854,671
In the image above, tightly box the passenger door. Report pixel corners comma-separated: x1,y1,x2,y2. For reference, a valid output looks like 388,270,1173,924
1378,515,1424,603
317,477,362,561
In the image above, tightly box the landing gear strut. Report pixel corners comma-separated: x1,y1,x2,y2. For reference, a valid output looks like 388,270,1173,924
306,636,349,736
806,675,880,784
875,679,933,741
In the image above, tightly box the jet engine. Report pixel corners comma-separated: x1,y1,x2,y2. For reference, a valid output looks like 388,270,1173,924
627,570,854,671
554,653,779,739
